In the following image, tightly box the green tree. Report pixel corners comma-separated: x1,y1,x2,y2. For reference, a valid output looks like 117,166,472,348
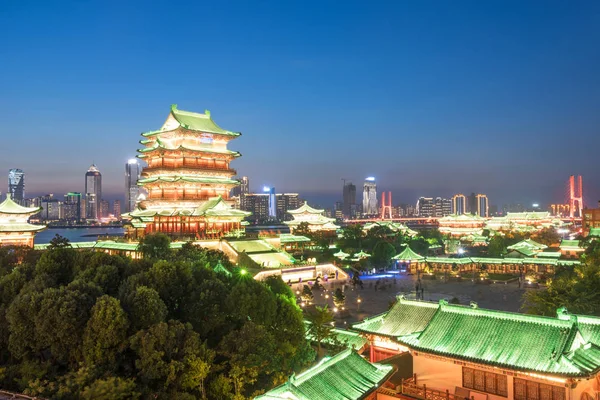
225,279,277,326
147,260,193,319
47,234,72,249
305,305,334,357
123,286,168,332
263,275,294,300
333,288,346,310
294,222,312,238
301,284,314,304
81,377,140,400
532,228,561,246
338,224,364,250
180,343,215,399
371,241,395,268
83,295,129,371
487,235,506,257
138,233,172,260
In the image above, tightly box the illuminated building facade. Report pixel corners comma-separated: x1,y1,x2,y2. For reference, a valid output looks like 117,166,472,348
583,203,600,236
125,159,142,213
113,200,121,220
354,300,600,400
123,105,250,239
284,201,339,233
63,192,82,223
0,195,45,247
8,169,25,204
486,212,562,232
85,164,102,221
476,193,489,217
417,197,434,217
438,214,486,236
40,194,61,221
452,194,466,215
362,177,377,216
549,203,570,217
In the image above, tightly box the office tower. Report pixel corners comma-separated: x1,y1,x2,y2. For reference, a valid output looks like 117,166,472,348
40,194,62,221
263,187,276,219
342,182,356,218
362,177,378,216
63,192,82,223
125,159,142,213
434,197,444,217
276,193,300,221
452,194,467,215
240,176,249,195
467,192,477,215
417,197,434,217
113,200,121,220
100,199,110,219
476,194,489,217
240,193,270,222
85,164,102,221
8,169,25,204
442,198,452,216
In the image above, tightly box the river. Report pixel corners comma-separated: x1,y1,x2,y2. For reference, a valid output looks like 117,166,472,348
35,227,125,244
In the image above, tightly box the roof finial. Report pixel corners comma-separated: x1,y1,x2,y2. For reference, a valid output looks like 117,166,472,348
204,109,211,117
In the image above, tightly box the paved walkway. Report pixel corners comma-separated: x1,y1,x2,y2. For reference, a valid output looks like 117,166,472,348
295,273,533,327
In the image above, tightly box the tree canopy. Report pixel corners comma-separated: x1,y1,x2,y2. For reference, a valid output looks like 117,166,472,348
0,235,314,399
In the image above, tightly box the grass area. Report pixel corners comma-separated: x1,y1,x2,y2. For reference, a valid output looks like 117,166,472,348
488,273,519,281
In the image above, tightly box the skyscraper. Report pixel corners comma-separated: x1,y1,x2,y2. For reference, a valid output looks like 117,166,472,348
63,192,82,223
476,194,489,217
342,182,356,218
125,159,142,213
85,164,102,221
452,194,467,215
240,176,249,195
113,200,121,220
100,199,110,219
467,192,477,215
417,197,434,217
8,169,24,204
362,177,378,216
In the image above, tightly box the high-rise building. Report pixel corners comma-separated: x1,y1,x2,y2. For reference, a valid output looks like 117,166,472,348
8,169,25,204
264,187,277,219
40,194,62,222
342,182,356,218
100,199,110,219
417,197,434,217
362,177,378,216
240,194,270,222
63,192,82,223
240,176,249,195
467,192,477,215
125,159,142,213
276,193,300,221
85,164,102,221
113,200,121,220
452,194,467,215
476,194,489,217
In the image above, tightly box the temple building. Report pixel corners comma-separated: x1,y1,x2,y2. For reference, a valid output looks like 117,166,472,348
123,105,250,239
438,214,486,237
0,195,46,247
353,298,600,400
255,349,393,400
284,201,339,233
487,211,562,232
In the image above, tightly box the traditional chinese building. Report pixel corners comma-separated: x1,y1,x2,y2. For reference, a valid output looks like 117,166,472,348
0,195,46,247
255,349,394,400
438,214,486,237
123,105,250,239
354,298,600,400
487,211,562,232
284,201,339,233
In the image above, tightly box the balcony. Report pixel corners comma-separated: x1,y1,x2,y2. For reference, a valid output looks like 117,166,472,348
398,379,477,400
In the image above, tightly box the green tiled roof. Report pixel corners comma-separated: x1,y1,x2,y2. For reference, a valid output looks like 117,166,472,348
0,195,42,215
288,201,325,214
426,257,472,264
0,223,46,232
124,197,250,219
137,140,241,157
589,228,600,237
255,349,393,400
142,105,240,137
213,261,232,276
560,240,583,250
279,234,311,243
392,246,425,261
137,176,238,185
537,251,562,258
399,302,600,377
353,297,438,338
507,239,547,251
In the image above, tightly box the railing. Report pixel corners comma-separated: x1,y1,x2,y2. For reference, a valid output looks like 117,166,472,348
401,380,473,400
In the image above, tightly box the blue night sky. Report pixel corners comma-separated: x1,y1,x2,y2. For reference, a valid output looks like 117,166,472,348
1,0,599,208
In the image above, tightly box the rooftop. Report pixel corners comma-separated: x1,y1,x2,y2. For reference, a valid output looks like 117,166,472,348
142,104,240,137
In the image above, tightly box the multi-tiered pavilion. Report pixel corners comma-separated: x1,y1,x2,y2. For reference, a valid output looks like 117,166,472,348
0,195,45,247
123,105,250,239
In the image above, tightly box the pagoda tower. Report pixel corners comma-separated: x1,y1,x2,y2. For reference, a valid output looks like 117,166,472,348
0,195,46,247
123,105,250,240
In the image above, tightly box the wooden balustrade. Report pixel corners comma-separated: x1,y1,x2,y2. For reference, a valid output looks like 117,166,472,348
401,379,474,400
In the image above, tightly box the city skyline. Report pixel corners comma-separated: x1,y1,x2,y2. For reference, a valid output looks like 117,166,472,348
1,2,599,207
